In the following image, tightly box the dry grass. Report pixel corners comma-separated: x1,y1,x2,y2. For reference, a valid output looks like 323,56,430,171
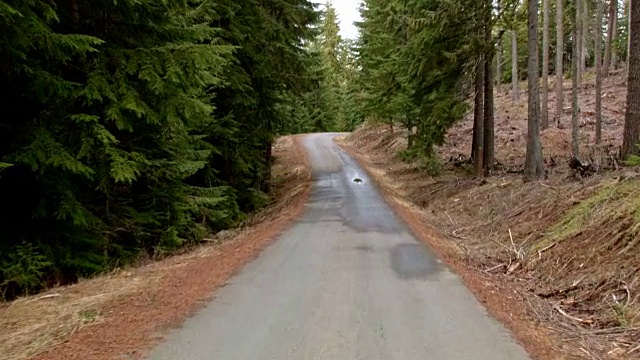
0,265,162,360
0,243,238,360
343,71,640,359
0,135,311,360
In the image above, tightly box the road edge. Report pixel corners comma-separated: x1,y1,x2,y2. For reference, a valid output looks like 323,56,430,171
336,138,557,360
30,135,313,360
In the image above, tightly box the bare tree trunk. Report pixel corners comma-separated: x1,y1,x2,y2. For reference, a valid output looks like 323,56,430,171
512,30,520,101
473,60,485,177
484,65,495,173
484,2,495,174
572,5,581,158
556,0,565,127
604,0,618,76
261,140,273,193
611,1,618,67
497,0,503,95
581,0,589,73
497,38,503,94
596,0,604,144
629,0,633,70
622,0,640,157
525,0,544,180
542,0,551,129
577,0,584,87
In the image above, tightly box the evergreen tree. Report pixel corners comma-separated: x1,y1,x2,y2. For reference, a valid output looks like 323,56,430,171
316,2,342,131
0,0,319,298
337,39,363,131
357,0,479,157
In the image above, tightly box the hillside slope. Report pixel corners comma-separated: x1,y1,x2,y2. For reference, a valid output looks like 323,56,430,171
0,136,311,360
340,73,639,359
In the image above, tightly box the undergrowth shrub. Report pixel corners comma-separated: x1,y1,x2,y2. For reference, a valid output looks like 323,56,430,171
1,243,52,299
398,149,443,176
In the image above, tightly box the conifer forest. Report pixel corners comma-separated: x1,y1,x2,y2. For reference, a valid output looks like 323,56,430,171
1,0,639,306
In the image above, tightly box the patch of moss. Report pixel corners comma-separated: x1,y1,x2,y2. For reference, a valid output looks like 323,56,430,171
532,179,640,251
78,309,99,323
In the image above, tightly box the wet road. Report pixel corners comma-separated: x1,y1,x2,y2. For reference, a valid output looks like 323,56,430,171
149,133,530,360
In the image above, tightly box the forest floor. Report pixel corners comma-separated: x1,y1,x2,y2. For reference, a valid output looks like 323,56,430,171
339,70,640,360
0,136,312,360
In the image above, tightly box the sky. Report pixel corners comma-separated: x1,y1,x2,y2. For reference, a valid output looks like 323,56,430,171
315,0,361,39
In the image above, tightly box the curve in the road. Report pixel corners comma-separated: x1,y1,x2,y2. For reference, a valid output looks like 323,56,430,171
148,133,531,360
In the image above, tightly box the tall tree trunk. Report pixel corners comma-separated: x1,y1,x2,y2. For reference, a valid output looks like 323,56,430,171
581,0,589,73
611,1,619,67
484,62,495,174
261,140,273,193
572,5,581,158
577,0,584,86
497,37,503,94
525,0,544,180
512,30,520,101
629,0,633,69
556,0,565,127
473,59,485,177
542,0,551,129
497,0,503,95
604,0,618,76
484,3,495,174
596,0,604,144
622,0,640,158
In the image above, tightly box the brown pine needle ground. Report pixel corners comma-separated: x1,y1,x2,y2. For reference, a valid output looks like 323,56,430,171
341,71,639,360
0,135,312,360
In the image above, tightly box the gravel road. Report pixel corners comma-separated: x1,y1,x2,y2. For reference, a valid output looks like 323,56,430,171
148,133,530,360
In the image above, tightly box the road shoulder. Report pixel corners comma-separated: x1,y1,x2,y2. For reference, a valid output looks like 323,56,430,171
0,136,311,360
336,136,558,360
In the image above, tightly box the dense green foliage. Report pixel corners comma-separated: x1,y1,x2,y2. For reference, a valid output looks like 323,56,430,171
0,0,320,298
0,0,499,298
356,0,485,156
5,0,631,299
298,2,363,133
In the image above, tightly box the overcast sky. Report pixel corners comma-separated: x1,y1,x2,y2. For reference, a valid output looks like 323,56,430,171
315,0,361,39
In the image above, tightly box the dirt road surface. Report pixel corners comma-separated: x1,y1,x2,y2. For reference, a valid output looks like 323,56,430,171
148,133,530,360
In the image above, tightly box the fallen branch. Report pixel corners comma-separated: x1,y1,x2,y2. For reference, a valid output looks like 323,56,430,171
628,341,640,354
26,293,60,303
508,228,524,260
484,263,506,273
587,326,640,335
537,242,557,259
445,211,455,225
624,284,632,305
506,206,527,219
451,228,468,240
553,304,594,324
538,283,581,298
507,261,521,274
579,342,602,360
538,182,551,188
